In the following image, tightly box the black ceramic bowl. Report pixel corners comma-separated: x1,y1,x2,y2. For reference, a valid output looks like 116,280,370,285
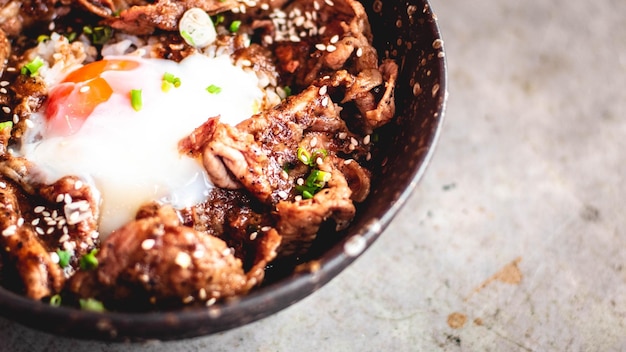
0,0,446,342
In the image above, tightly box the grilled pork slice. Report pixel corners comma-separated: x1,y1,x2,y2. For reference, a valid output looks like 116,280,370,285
68,203,279,309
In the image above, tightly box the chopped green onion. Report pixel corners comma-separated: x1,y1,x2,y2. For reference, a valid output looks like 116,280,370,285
130,89,143,111
65,32,77,42
49,294,62,307
79,249,98,271
37,35,50,43
283,86,292,97
79,298,106,312
301,190,314,199
179,9,217,48
21,56,45,77
311,149,328,163
180,30,196,46
297,147,328,167
297,147,311,165
206,84,222,94
229,20,241,33
162,72,182,92
214,14,225,25
56,249,71,268
0,121,13,131
83,26,113,45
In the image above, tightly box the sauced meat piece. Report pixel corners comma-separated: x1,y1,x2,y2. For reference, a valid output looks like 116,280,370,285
0,177,64,299
68,204,279,308
0,28,9,75
180,188,276,271
263,0,398,133
189,83,372,255
322,63,398,133
0,0,54,36
37,175,100,258
103,0,243,35
275,162,356,256
200,84,346,203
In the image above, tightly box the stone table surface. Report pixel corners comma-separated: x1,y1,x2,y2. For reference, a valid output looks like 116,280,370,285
2,0,626,350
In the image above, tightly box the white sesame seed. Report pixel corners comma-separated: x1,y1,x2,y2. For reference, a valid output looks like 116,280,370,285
310,136,318,148
316,157,323,165
46,227,54,235
278,190,288,199
199,288,207,300
64,194,72,204
16,217,23,227
25,119,34,128
192,249,204,258
363,135,371,145
35,227,44,235
79,86,90,93
313,1,320,10
59,234,70,243
6,67,15,72
326,44,337,52
324,0,334,5
141,238,156,250
2,225,16,237
330,35,339,44
338,132,347,140
56,194,64,203
206,297,217,306
261,226,271,232
74,180,83,189
321,96,329,107
34,206,45,213
0,88,7,94
68,211,80,224
12,114,18,123
356,47,363,57
297,177,304,185
50,251,60,264
1,81,10,87
318,85,328,95
42,211,51,217
31,218,40,226
294,195,303,202
366,152,372,161
350,137,358,146
2,106,10,114
175,252,192,268
315,43,326,51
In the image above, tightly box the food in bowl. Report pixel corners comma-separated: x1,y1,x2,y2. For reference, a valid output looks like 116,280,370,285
0,0,398,311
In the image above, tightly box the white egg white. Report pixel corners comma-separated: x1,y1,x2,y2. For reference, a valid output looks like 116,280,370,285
18,53,264,237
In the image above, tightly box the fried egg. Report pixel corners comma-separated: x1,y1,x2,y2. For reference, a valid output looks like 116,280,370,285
18,53,264,236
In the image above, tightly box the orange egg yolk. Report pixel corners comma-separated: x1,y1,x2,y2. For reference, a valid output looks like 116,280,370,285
45,59,139,137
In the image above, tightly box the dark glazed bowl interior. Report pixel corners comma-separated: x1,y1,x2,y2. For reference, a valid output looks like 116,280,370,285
0,0,446,342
